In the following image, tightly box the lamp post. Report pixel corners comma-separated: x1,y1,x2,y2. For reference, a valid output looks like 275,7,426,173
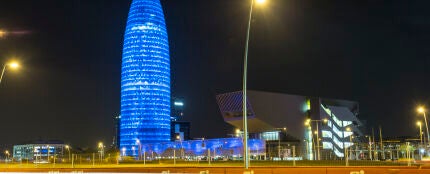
418,107,430,147
0,30,6,38
366,135,372,160
136,139,142,160
417,121,423,145
274,127,287,160
4,150,9,162
47,145,50,162
122,147,126,157
176,135,184,159
65,145,71,162
349,135,354,160
98,142,104,163
305,118,328,160
345,127,352,165
0,61,19,85
242,0,266,169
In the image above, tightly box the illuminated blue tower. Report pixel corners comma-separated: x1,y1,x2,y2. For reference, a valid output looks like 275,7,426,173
120,0,170,156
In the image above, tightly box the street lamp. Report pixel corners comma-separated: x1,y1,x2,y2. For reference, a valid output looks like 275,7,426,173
417,121,424,145
305,118,328,160
365,135,372,160
417,106,430,147
349,135,355,160
0,30,6,38
98,142,104,163
344,127,352,165
47,145,50,162
136,139,142,160
274,127,287,159
121,147,126,157
4,150,9,162
176,135,184,159
242,0,266,169
0,61,20,85
65,145,71,162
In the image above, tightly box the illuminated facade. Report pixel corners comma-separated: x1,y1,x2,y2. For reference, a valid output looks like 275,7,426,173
216,90,364,160
13,141,65,162
319,101,363,158
126,138,265,159
120,0,171,156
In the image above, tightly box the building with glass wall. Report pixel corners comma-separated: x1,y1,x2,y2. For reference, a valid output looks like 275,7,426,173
122,137,265,160
304,97,364,160
120,0,171,156
170,98,191,141
215,90,364,160
13,141,66,162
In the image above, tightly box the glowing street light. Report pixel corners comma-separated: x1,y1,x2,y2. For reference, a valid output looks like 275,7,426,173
0,61,20,85
175,135,184,159
4,150,9,162
122,147,126,156
304,119,311,126
274,127,287,159
256,0,266,4
98,142,104,163
305,118,328,160
417,121,423,145
65,145,71,162
242,0,268,169
417,106,430,147
136,139,142,160
0,30,6,38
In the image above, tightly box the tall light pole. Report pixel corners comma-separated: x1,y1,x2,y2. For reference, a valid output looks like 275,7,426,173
274,127,287,159
98,142,104,163
4,150,9,162
366,135,372,160
0,61,20,85
176,135,184,159
47,145,50,162
122,147,126,157
345,127,352,165
417,121,423,145
418,106,430,147
136,139,141,160
242,0,266,169
305,118,328,160
0,30,6,38
65,145,71,162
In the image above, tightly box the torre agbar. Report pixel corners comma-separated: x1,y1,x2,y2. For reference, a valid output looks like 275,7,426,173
120,0,171,156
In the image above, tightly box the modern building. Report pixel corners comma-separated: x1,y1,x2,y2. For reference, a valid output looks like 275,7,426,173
123,137,265,160
310,97,363,160
113,114,121,148
170,98,191,141
13,140,66,162
171,121,191,141
120,0,171,156
215,90,364,160
171,97,184,121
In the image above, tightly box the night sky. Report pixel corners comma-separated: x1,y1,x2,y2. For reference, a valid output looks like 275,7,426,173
0,0,429,149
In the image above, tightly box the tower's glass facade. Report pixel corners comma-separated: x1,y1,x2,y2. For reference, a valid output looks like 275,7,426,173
121,0,170,156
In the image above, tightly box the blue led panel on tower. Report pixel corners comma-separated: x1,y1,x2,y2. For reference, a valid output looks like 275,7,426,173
120,0,170,156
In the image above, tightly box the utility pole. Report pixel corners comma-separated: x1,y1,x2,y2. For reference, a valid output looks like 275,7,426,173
372,128,377,160
292,146,296,166
379,126,385,160
367,135,372,160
